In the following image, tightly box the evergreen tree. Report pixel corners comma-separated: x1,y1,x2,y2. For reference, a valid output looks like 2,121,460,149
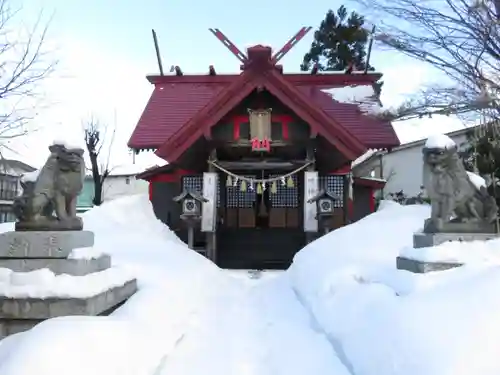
301,6,373,72
461,125,500,207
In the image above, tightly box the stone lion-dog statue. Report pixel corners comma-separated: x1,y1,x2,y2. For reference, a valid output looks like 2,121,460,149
422,137,497,233
13,142,86,231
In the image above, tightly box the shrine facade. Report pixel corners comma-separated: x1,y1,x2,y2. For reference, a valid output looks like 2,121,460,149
129,28,399,269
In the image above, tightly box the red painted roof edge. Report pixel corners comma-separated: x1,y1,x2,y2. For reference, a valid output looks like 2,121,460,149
264,69,366,158
146,72,382,86
156,67,368,162
353,176,386,189
155,70,257,161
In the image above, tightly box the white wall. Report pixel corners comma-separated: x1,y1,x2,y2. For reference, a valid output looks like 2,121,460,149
362,133,468,197
102,175,148,202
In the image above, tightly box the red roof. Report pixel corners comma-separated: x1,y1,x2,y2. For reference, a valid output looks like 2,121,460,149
128,47,399,160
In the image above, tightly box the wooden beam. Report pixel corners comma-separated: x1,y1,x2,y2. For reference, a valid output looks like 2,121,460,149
225,140,291,148
216,160,311,170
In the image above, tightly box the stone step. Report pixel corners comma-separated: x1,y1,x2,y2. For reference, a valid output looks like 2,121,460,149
0,231,95,258
0,279,137,339
0,254,111,276
0,279,137,320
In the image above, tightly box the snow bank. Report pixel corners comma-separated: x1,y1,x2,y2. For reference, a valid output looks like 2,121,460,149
290,201,500,375
400,238,500,265
0,194,223,375
82,194,219,288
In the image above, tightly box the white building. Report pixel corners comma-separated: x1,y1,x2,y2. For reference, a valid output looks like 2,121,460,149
101,169,149,201
352,127,475,198
0,159,36,223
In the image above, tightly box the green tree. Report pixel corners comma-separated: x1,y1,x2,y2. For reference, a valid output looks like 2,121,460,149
301,6,373,72
461,124,500,207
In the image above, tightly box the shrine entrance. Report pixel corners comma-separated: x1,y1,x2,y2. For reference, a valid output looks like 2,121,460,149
216,171,306,269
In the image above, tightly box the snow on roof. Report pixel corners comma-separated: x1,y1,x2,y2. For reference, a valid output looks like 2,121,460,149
466,171,486,189
322,84,398,119
21,170,40,183
322,85,381,116
351,149,380,168
424,133,457,149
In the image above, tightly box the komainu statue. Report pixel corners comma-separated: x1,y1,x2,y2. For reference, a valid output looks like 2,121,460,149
422,136,498,233
13,142,86,231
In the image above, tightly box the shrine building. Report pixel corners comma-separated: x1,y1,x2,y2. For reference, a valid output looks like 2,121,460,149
128,28,399,269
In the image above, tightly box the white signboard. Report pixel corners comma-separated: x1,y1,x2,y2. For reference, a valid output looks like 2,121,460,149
303,171,319,232
201,172,218,232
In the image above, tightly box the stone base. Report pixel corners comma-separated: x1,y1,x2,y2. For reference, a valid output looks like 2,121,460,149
0,279,137,319
0,279,137,339
0,298,130,338
0,230,94,258
0,254,111,276
15,217,83,232
396,256,462,273
423,219,497,234
413,232,500,248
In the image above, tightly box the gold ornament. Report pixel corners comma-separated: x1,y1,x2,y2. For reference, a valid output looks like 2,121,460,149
287,176,295,188
240,180,247,192
271,181,277,194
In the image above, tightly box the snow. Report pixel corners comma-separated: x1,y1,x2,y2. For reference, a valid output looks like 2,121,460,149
400,239,500,264
20,170,39,183
3,195,500,374
467,171,486,189
322,85,397,118
289,201,500,375
0,267,134,298
351,149,379,168
424,133,456,149
68,246,103,260
52,139,83,150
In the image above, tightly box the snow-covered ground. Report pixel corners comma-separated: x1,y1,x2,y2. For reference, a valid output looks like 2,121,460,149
1,196,500,375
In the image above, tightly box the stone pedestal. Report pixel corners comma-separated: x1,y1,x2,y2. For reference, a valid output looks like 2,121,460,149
396,256,462,273
0,230,137,339
397,232,500,273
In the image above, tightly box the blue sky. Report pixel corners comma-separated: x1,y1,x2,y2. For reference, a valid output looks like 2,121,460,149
7,0,464,169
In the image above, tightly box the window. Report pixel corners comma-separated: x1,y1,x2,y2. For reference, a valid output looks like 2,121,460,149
269,174,298,207
181,175,220,207
319,175,345,208
125,177,130,185
0,175,19,200
0,205,15,223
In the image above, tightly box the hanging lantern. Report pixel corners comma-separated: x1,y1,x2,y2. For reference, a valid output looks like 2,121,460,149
240,180,247,192
271,181,277,194
287,176,295,188
262,182,267,191
226,175,232,186
281,176,286,186
233,177,239,187
256,183,263,195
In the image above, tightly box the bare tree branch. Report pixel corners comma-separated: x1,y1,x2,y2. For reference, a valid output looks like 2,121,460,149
353,0,500,122
0,0,56,141
83,117,115,206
